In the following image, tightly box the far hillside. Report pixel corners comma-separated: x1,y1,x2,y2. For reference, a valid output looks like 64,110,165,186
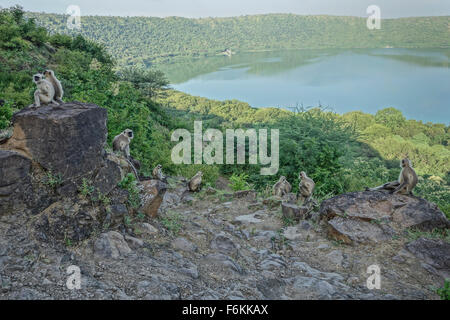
26,12,450,67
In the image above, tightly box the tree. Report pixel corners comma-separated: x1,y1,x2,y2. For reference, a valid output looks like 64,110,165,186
342,111,375,132
375,107,406,132
118,67,169,98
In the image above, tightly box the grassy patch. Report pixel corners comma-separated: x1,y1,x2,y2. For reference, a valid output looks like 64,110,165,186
406,228,450,242
160,211,183,235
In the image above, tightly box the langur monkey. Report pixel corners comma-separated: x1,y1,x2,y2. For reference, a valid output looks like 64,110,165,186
394,158,418,195
152,164,165,181
112,129,139,181
113,129,134,158
272,176,290,197
368,158,418,195
43,69,64,103
33,73,58,107
189,171,203,192
298,171,315,204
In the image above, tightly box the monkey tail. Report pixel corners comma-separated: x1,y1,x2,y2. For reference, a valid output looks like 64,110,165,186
125,158,140,182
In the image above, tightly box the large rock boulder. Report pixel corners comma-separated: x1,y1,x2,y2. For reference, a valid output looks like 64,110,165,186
0,103,123,213
320,191,449,244
4,103,107,180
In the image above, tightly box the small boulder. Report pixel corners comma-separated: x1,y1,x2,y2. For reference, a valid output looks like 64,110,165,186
282,192,297,204
124,235,144,249
94,231,132,259
108,204,128,225
140,223,159,235
327,216,394,244
233,190,257,201
234,212,263,225
325,250,344,267
93,158,122,195
210,234,239,255
172,237,198,252
263,196,282,208
281,202,309,221
283,226,302,241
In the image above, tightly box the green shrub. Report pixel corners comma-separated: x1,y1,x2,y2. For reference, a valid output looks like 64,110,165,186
118,173,141,209
415,177,450,219
0,101,13,129
160,211,182,235
78,178,95,197
229,172,251,191
43,170,63,190
436,279,450,300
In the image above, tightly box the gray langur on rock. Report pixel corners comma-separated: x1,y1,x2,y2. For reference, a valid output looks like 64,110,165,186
368,158,418,195
33,73,58,107
43,69,64,103
152,164,165,181
112,129,139,181
188,171,203,192
298,171,315,204
272,176,290,197
394,158,418,195
112,129,134,158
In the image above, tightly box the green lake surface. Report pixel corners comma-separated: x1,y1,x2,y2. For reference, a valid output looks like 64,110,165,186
159,48,449,123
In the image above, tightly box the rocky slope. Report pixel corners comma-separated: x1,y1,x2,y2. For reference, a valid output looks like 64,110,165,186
0,103,449,300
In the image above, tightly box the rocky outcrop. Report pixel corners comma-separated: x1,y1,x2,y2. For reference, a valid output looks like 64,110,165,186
320,191,450,244
0,177,444,300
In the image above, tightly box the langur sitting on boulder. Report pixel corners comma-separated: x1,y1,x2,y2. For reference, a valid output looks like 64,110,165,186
367,158,418,195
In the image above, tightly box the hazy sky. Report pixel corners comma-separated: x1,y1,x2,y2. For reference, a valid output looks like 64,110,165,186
1,0,449,18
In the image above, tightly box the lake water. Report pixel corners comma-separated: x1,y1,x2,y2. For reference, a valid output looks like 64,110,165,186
160,48,450,123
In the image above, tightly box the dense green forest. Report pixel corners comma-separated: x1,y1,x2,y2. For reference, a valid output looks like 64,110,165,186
26,11,450,68
158,90,450,216
0,6,448,218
